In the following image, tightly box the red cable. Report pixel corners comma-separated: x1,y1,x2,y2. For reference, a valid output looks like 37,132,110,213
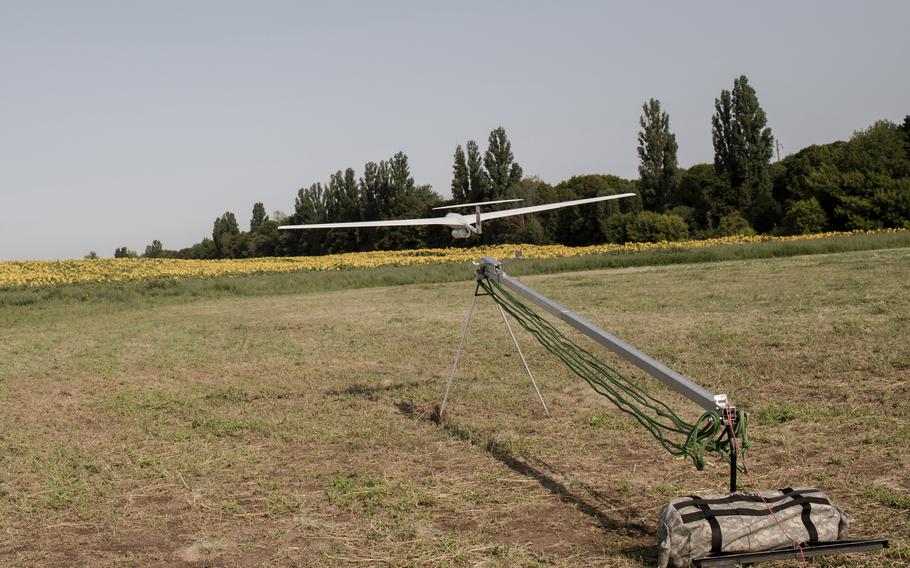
724,407,809,568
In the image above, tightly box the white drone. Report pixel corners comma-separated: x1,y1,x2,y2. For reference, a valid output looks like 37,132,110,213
279,193,636,239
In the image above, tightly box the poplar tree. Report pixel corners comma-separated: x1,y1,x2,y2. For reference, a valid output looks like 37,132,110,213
343,168,360,220
901,115,910,156
325,169,359,223
711,75,775,222
212,211,240,258
250,202,267,232
360,161,382,220
291,183,327,254
249,202,278,257
637,98,679,211
483,127,523,199
451,145,469,202
323,171,349,252
393,152,421,243
466,140,489,202
389,151,415,211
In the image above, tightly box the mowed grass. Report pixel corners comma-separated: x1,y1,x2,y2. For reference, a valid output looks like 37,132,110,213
1,246,908,567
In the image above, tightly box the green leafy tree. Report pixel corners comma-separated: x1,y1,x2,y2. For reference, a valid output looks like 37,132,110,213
773,142,844,212
775,120,910,230
245,202,280,257
604,212,688,243
295,184,326,223
389,152,415,207
360,161,387,221
782,197,828,234
250,202,267,232
466,140,489,202
451,145,469,202
840,120,910,178
178,238,215,259
113,246,138,258
342,168,360,220
410,183,445,246
494,177,559,244
674,164,722,232
358,160,392,250
144,239,163,258
212,212,241,258
712,88,734,186
386,151,436,249
289,183,327,254
637,98,679,211
751,189,782,233
340,168,364,250
711,75,776,227
552,175,640,245
249,219,278,257
323,170,362,252
483,127,523,199
716,212,756,236
324,171,344,222
901,115,910,156
84,251,98,259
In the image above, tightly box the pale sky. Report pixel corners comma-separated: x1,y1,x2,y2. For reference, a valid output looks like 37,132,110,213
2,1,908,260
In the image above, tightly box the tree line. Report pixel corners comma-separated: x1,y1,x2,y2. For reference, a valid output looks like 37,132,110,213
119,75,910,259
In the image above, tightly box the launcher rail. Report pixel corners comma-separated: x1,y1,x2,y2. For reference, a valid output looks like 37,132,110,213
477,256,726,412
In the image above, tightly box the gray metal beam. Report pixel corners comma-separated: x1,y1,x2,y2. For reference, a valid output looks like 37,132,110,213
478,256,724,411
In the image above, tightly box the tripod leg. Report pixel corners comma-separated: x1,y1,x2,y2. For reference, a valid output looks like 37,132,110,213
438,290,478,420
497,304,550,417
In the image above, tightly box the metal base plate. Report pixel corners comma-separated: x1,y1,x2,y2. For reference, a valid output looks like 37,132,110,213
694,539,889,567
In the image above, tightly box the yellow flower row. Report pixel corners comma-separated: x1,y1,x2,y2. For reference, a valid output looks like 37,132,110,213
0,229,903,290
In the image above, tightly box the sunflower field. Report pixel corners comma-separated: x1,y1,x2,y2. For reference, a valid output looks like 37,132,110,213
0,229,903,289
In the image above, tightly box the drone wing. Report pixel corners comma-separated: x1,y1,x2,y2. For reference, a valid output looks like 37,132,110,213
478,193,636,221
279,216,465,230
278,193,637,231
433,198,523,210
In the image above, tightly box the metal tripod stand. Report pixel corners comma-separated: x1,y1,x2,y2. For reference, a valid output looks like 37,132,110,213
438,282,549,420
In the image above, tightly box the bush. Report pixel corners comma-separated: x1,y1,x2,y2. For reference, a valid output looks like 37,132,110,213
782,197,828,234
751,189,783,233
604,211,688,243
716,212,756,236
667,205,696,226
603,213,632,243
509,217,549,244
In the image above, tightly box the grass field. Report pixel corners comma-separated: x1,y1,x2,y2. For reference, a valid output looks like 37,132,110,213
1,244,908,566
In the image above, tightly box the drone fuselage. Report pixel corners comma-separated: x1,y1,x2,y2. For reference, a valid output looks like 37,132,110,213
443,210,482,238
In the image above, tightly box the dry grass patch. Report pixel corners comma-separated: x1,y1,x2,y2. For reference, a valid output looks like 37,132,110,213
1,247,907,566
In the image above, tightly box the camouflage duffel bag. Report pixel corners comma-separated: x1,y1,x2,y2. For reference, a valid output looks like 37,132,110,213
657,488,852,568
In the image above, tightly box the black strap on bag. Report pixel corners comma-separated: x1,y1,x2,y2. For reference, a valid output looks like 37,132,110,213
673,489,817,510
678,496,831,524
782,487,820,543
689,495,723,554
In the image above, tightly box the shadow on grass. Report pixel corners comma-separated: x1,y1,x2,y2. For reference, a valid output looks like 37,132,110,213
620,544,659,566
326,380,424,401
396,400,654,544
328,389,659,563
